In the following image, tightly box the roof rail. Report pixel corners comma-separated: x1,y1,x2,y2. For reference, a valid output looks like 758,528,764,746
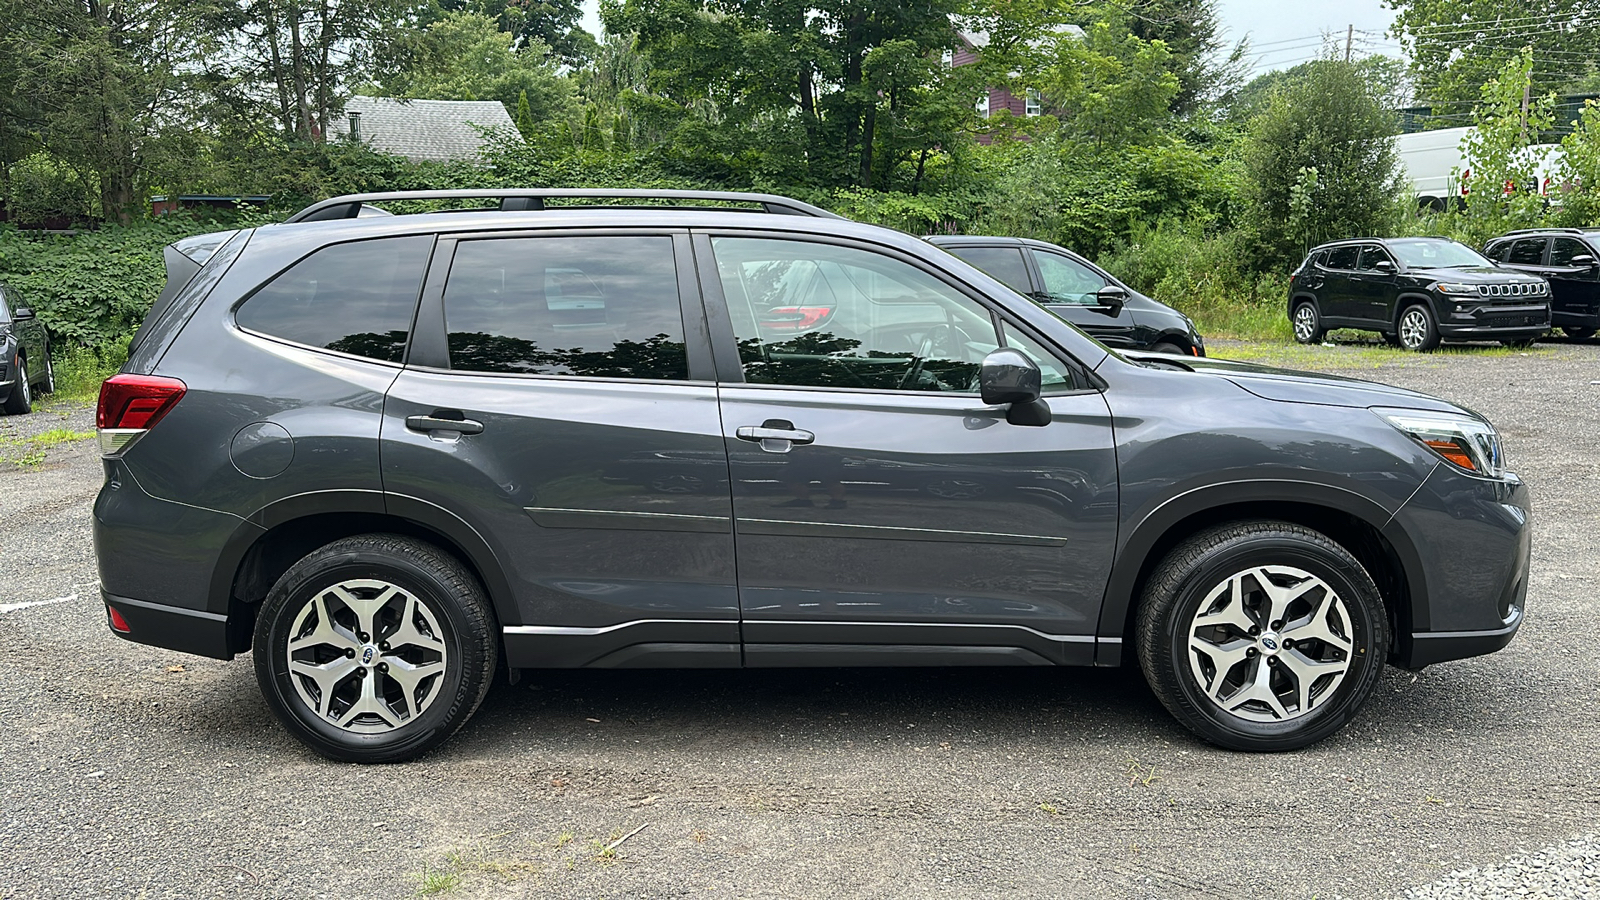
286,189,842,223
1500,227,1586,236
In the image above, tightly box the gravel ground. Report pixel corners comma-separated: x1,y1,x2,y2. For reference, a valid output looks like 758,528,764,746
1,339,1597,899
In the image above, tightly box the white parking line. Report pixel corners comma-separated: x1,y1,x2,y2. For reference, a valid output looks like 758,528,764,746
0,581,98,614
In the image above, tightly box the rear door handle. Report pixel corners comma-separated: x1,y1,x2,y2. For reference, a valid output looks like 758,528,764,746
406,414,484,435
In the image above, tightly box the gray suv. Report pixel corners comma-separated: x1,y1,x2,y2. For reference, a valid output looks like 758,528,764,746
94,190,1530,762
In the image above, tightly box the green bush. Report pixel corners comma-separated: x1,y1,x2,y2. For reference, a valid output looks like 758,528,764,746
0,214,264,349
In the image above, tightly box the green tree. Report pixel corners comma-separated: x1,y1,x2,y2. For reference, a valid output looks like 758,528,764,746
1392,0,1600,111
1457,50,1555,236
1241,59,1402,268
434,0,598,66
371,10,573,120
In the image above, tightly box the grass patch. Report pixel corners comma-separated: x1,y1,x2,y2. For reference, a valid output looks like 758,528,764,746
1212,333,1539,369
0,427,94,467
46,341,127,405
412,863,462,896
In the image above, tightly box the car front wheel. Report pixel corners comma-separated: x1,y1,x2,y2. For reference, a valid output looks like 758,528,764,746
1136,521,1389,752
1396,304,1440,351
1291,302,1324,344
253,534,498,763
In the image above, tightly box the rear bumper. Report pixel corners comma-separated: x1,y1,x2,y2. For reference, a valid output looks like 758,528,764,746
1551,309,1600,329
102,590,240,660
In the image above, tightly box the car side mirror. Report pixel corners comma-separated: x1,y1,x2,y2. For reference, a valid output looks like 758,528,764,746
1094,285,1127,316
12,306,34,320
1373,260,1396,273
1570,254,1596,268
979,348,1050,427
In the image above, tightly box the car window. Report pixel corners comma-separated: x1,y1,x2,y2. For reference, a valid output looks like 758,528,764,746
1000,323,1080,393
1356,246,1393,271
1386,239,1494,269
235,235,431,362
712,237,1000,393
0,291,10,322
442,236,687,380
1507,238,1547,265
945,246,1031,295
1034,252,1108,304
1485,240,1510,262
1322,246,1360,270
1550,237,1592,267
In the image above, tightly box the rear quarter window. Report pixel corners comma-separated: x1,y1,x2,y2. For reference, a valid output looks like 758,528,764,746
234,235,433,363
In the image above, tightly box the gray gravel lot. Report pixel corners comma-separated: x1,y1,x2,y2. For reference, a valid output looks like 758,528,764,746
1,340,1598,899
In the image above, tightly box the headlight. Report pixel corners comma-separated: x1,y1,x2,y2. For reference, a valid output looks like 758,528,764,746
1435,282,1480,295
1376,408,1505,478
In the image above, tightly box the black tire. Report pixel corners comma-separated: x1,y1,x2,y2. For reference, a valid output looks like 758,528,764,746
1149,341,1188,355
1396,303,1440,351
1563,326,1594,340
1135,521,1390,752
253,534,498,763
1500,337,1538,349
3,357,32,415
1291,301,1324,344
39,347,54,394
1382,332,1402,347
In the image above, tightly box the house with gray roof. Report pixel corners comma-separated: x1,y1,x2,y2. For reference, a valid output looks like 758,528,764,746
327,96,520,163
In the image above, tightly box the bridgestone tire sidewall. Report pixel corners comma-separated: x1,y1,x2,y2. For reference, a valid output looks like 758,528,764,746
1146,529,1389,751
253,540,493,763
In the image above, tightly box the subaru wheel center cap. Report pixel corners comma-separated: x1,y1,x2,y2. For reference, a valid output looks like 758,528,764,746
1258,632,1282,656
360,644,378,666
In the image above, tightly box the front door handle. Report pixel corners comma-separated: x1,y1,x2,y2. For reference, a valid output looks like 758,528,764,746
406,413,484,435
736,423,815,445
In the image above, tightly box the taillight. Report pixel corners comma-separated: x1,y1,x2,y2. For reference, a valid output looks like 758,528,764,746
97,374,186,456
107,606,132,633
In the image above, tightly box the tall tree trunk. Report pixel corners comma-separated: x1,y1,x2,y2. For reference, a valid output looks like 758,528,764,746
859,101,875,189
315,0,333,139
288,1,312,140
263,0,295,134
911,147,928,196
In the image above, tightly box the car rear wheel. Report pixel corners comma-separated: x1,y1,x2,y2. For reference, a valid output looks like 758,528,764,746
3,358,32,414
253,534,498,763
1150,341,1188,355
1396,304,1440,351
1136,521,1389,752
1500,338,1538,349
39,349,54,394
1564,326,1595,340
1291,302,1324,344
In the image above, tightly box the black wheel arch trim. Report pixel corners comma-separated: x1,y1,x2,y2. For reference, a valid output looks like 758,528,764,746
1393,292,1439,325
210,489,518,632
1095,478,1429,647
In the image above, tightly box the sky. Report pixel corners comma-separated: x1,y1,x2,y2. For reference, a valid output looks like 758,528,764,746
577,0,1405,77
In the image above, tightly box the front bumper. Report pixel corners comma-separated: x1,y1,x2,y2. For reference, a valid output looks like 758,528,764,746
1437,301,1549,340
1387,465,1530,668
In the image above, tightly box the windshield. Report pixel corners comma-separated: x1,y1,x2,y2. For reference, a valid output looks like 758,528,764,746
1387,239,1493,269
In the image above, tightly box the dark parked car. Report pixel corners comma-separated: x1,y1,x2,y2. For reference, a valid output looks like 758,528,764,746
1289,237,1550,351
96,190,1528,762
1483,228,1600,339
926,235,1205,356
0,284,54,414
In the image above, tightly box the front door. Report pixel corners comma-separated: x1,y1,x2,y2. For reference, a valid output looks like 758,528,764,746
699,233,1119,667
381,231,740,669
1030,249,1142,348
1317,245,1363,324
1353,244,1399,325
1546,236,1600,327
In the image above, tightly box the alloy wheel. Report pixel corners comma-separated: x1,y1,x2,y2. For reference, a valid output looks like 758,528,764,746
1399,308,1430,349
1292,306,1317,342
285,578,450,734
1185,565,1353,723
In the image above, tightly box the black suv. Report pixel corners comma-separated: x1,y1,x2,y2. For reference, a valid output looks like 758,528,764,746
1483,228,1600,339
926,235,1204,356
0,284,54,414
1290,237,1550,351
96,190,1528,762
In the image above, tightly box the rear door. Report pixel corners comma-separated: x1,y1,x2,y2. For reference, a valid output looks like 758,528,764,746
700,232,1119,666
1353,244,1399,324
381,230,740,668
1501,237,1549,274
1317,245,1362,323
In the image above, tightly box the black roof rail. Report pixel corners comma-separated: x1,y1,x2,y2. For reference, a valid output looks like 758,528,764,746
286,189,842,223
1500,227,1586,236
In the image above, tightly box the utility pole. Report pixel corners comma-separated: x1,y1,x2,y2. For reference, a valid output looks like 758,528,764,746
1345,24,1354,63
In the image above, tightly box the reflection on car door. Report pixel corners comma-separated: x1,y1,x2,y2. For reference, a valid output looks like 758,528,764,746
1029,250,1141,348
380,231,741,668
700,233,1119,666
